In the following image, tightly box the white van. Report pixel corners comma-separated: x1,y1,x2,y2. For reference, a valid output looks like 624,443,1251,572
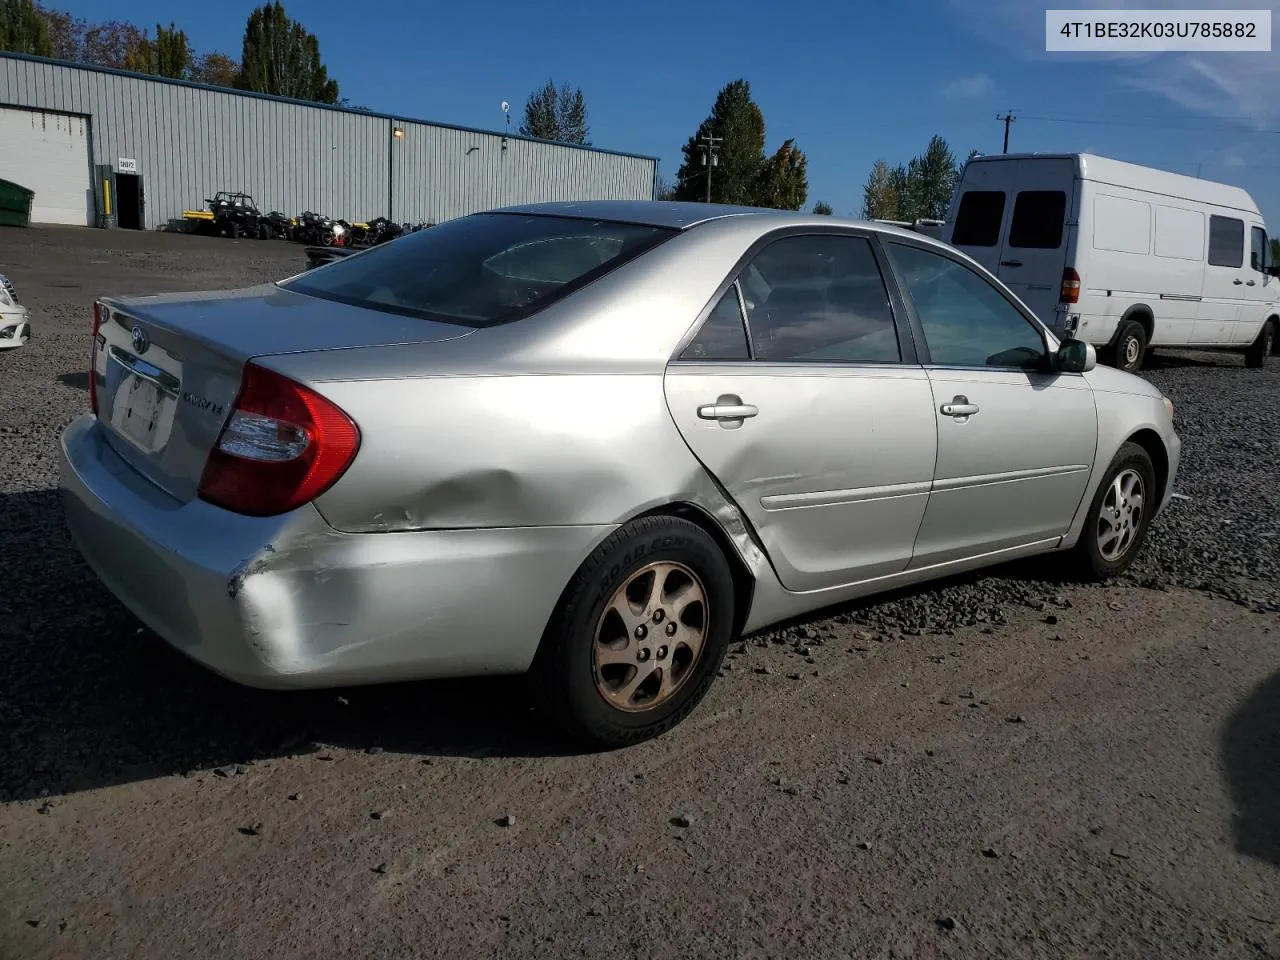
944,152,1279,371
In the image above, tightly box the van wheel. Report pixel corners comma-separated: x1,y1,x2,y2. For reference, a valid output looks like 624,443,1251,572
1245,320,1276,369
1109,320,1147,373
1069,441,1156,581
530,516,735,749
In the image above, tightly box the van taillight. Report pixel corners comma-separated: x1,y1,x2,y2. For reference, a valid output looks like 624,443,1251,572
1060,268,1081,304
89,301,102,416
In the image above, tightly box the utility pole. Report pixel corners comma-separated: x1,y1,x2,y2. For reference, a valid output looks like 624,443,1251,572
699,132,723,203
997,111,1016,153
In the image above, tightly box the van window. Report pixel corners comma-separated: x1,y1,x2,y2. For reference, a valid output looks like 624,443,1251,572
1251,227,1268,272
1009,191,1067,249
1154,206,1204,261
1208,215,1244,268
1093,195,1150,255
950,191,1005,247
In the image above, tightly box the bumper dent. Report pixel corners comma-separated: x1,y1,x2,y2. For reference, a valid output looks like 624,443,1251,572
59,414,612,688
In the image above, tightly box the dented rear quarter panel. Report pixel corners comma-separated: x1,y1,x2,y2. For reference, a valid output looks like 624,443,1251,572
258,219,778,534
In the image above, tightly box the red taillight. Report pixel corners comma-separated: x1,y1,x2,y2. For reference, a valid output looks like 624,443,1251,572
1060,268,1081,304
197,363,361,517
89,301,102,415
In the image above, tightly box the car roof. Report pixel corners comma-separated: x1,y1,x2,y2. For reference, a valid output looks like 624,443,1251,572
486,200,951,244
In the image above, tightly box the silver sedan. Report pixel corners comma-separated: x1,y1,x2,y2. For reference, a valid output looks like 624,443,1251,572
59,201,1181,747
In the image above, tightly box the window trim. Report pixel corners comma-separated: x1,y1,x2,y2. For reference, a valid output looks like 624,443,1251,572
880,236,1063,375
1250,225,1268,274
669,225,920,368
676,280,754,362
1207,214,1245,269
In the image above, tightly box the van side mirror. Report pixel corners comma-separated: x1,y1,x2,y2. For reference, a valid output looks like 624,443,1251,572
1057,338,1096,373
1267,265,1280,278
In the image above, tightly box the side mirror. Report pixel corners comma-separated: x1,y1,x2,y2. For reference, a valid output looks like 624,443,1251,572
1266,265,1280,278
1057,338,1096,373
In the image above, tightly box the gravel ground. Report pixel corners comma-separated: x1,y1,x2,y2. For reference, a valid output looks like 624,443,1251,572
1,226,1277,959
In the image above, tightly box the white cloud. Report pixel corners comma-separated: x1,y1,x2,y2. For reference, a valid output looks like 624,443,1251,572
941,73,995,100
946,0,1280,125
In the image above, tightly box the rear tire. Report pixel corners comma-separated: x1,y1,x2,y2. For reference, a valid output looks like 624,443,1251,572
531,516,735,749
1108,319,1148,373
1068,441,1157,581
1245,319,1276,369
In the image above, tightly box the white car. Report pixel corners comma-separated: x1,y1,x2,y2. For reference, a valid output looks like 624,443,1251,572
0,273,31,349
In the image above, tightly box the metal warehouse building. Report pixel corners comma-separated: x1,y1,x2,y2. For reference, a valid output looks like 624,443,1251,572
0,53,657,231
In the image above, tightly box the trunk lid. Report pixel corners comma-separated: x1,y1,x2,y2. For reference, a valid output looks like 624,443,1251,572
93,283,473,502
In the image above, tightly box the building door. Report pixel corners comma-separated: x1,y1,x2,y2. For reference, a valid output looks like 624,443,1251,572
0,106,92,225
115,174,144,230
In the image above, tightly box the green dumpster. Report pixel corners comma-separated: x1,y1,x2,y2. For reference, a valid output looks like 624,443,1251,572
0,179,35,228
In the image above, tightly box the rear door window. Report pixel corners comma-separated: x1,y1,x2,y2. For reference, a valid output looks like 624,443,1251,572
283,213,676,326
739,234,902,363
1208,215,1244,268
950,191,1005,247
1008,191,1067,249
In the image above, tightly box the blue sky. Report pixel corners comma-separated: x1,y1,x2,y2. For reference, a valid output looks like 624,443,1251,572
52,0,1280,224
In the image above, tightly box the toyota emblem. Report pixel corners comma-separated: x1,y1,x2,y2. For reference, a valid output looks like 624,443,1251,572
131,325,149,354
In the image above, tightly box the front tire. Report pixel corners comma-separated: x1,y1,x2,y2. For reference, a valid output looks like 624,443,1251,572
1069,441,1157,581
531,516,735,748
1109,319,1148,373
1245,319,1276,369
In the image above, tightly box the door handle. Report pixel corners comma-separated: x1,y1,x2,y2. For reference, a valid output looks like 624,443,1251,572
698,401,759,421
940,395,980,418
1246,279,1256,286
1000,259,1023,268
1234,278,1244,285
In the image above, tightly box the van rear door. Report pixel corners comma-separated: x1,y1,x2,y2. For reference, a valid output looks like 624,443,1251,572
996,159,1076,326
947,159,1012,276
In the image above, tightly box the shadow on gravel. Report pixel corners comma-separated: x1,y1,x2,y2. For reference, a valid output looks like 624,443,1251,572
56,371,89,391
1222,669,1280,868
1143,351,1233,370
0,489,579,804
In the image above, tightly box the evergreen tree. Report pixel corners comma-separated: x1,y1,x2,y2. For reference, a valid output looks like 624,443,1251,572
236,1,338,103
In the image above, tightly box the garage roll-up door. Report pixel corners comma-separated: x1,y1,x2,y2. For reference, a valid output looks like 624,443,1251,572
0,107,91,226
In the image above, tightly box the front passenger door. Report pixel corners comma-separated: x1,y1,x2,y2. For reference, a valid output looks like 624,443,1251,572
883,240,1099,569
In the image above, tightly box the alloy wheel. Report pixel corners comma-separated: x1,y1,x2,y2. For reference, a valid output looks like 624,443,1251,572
592,561,708,712
1097,468,1145,562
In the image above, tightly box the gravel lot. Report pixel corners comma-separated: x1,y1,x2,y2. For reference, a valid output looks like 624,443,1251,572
1,226,1277,959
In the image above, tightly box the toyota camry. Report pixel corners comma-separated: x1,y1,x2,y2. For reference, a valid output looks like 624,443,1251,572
59,200,1180,747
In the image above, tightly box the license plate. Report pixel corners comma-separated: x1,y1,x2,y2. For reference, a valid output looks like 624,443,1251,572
110,374,164,451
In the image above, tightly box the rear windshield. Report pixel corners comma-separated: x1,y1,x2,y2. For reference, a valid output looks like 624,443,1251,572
950,191,1005,247
283,213,677,327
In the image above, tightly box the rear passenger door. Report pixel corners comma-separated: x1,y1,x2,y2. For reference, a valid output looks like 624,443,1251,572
664,230,938,593
1196,213,1247,344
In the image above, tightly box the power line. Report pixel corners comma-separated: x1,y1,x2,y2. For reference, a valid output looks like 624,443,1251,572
1018,113,1280,134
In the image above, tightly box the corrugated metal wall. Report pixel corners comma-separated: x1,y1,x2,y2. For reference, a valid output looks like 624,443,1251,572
0,55,657,230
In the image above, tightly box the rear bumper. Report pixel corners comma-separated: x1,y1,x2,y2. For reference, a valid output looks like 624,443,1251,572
59,414,612,689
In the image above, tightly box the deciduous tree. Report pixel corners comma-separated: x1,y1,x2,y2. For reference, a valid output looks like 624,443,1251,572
755,138,808,211
861,160,898,220
0,0,53,57
237,1,338,103
191,51,239,87
124,22,192,79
